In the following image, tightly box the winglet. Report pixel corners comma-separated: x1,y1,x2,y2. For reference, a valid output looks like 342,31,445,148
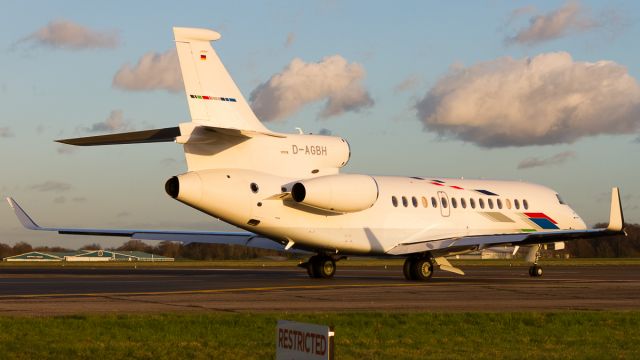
5,198,41,230
607,187,624,232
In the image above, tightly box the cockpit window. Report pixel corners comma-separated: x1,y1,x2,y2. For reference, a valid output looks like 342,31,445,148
556,194,566,205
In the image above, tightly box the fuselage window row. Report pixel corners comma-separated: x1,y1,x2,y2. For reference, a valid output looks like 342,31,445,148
392,195,530,211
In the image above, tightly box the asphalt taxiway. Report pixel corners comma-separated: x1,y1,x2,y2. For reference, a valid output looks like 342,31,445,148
0,265,638,315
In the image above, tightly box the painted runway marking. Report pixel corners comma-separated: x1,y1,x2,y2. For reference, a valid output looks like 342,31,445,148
0,282,430,300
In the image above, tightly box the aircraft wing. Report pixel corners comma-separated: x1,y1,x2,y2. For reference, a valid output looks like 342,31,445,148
387,187,626,256
6,197,307,253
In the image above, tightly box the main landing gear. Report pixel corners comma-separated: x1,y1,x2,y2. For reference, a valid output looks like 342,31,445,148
403,254,434,281
300,255,337,279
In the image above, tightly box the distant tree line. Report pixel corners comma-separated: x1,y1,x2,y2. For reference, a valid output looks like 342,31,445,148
1,223,639,259
566,223,640,258
0,240,290,260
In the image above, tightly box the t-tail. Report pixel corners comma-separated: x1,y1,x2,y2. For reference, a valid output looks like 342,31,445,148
173,27,268,133
56,27,351,178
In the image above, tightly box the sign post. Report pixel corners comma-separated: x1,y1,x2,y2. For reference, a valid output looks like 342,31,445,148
276,320,334,360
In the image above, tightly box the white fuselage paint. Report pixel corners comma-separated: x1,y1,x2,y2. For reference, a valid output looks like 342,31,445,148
174,168,587,256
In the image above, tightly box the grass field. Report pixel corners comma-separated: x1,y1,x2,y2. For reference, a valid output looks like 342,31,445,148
1,312,639,359
1,257,640,268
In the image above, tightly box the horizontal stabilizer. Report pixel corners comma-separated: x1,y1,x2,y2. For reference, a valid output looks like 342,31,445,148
57,127,180,146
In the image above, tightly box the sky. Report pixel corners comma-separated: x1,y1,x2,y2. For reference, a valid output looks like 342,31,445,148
1,0,639,248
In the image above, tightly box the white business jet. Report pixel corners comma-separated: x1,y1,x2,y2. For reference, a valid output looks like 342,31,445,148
7,27,625,281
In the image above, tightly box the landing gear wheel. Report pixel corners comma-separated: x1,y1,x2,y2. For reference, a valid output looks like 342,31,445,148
412,257,434,281
403,255,434,281
403,257,414,280
529,265,543,277
305,255,336,279
306,263,316,278
313,256,336,279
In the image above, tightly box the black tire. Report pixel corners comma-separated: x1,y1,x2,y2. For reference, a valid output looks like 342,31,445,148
403,257,414,280
534,265,543,277
305,256,318,278
306,263,316,278
411,257,434,281
311,256,336,279
529,265,543,277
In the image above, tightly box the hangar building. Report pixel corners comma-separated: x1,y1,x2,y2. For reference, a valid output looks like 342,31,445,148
3,250,174,262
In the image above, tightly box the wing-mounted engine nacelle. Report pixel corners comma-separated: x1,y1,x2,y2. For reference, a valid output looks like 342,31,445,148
291,174,379,213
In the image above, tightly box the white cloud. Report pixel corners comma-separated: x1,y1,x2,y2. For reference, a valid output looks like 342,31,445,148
30,181,72,192
86,110,131,133
416,52,640,147
112,49,182,92
250,55,374,122
0,127,13,138
21,20,118,50
518,151,576,169
506,1,606,45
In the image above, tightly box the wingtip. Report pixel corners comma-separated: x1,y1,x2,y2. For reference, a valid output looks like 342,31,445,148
607,187,624,232
5,197,40,230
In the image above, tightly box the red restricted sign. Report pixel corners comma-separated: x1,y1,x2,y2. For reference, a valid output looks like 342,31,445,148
276,320,334,360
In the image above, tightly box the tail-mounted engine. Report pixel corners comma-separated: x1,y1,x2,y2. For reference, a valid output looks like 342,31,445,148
290,174,379,213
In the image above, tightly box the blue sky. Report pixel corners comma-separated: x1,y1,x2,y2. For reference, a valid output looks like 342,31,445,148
1,1,639,247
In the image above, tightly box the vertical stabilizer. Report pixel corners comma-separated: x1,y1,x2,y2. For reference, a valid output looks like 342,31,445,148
173,27,268,132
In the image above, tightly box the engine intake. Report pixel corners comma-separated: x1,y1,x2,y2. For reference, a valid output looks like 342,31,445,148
290,174,379,213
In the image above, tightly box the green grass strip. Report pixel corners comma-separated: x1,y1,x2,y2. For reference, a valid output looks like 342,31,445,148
1,312,639,359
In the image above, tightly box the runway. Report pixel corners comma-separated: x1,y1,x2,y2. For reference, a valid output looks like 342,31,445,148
0,265,639,315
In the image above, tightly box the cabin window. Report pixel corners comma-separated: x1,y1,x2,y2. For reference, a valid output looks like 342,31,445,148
441,197,448,208
514,199,520,209
505,199,512,209
412,196,418,208
392,196,398,207
556,194,566,205
402,196,408,207
470,198,476,209
431,197,438,208
523,199,529,210
497,199,503,209
488,198,494,209
421,196,429,208
461,198,467,209
479,198,485,209
451,198,458,208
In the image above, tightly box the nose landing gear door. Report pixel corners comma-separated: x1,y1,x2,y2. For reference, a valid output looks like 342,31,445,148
437,191,450,217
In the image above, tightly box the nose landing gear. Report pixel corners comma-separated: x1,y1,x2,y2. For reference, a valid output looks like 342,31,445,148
529,264,543,277
528,244,543,277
